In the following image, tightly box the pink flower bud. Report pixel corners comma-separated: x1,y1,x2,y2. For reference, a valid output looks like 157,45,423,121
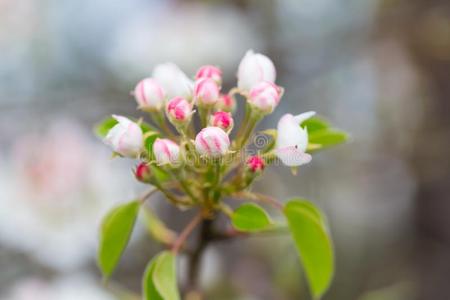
194,78,220,106
133,78,165,111
246,155,265,173
210,111,233,133
153,138,181,165
104,115,143,158
195,127,230,157
216,93,236,112
135,162,151,183
237,50,276,91
195,65,222,85
166,96,193,124
248,81,282,114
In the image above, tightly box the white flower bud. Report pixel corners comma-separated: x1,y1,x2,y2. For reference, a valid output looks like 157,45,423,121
133,78,165,111
275,112,316,166
104,115,143,158
153,138,181,165
194,78,220,106
152,63,193,99
195,127,230,157
248,81,282,114
237,50,276,92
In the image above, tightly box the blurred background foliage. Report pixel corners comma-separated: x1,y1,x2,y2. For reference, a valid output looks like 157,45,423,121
1,0,450,299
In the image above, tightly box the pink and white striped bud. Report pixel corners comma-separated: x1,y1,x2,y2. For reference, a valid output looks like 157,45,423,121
248,81,283,114
135,162,152,183
216,93,236,112
153,138,181,166
194,78,220,106
237,50,276,92
133,78,165,111
195,65,222,85
246,155,265,174
152,63,193,99
209,111,233,133
166,96,193,125
104,115,143,158
195,127,230,157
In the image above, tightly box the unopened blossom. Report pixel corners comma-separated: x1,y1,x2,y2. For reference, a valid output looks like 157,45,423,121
196,65,222,85
216,93,236,112
152,63,193,99
133,78,165,111
135,162,151,183
194,78,220,106
275,111,315,167
237,50,276,91
153,138,181,165
166,97,193,124
195,127,230,157
248,81,283,114
210,111,233,133
105,115,143,158
246,155,265,173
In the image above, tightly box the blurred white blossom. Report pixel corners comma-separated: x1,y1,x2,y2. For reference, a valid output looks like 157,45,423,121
107,4,259,80
1,273,114,300
0,120,140,271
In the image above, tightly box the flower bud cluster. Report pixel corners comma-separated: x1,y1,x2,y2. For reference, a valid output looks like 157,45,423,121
102,49,316,207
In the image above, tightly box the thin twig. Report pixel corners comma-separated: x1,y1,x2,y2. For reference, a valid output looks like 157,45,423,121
139,188,159,204
210,226,290,242
232,191,284,211
171,211,204,254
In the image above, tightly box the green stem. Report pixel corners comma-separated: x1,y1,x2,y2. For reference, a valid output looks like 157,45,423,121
151,111,176,139
152,180,189,206
198,106,211,128
236,112,261,150
172,170,199,203
234,102,251,143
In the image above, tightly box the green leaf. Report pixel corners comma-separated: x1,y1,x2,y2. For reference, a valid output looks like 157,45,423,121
284,199,334,299
231,203,273,232
301,115,348,152
94,117,119,139
149,164,171,183
153,251,180,300
292,199,328,228
98,200,140,279
144,132,160,156
302,117,330,133
142,207,177,245
309,129,348,149
139,121,157,134
143,255,164,300
143,251,180,300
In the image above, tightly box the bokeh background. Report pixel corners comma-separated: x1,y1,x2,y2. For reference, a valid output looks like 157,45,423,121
1,0,450,299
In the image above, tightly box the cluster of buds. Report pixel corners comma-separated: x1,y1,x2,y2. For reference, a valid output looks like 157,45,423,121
103,49,316,207
97,49,348,300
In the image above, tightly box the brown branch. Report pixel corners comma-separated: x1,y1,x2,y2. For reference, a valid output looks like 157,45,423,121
185,218,214,296
171,211,204,254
